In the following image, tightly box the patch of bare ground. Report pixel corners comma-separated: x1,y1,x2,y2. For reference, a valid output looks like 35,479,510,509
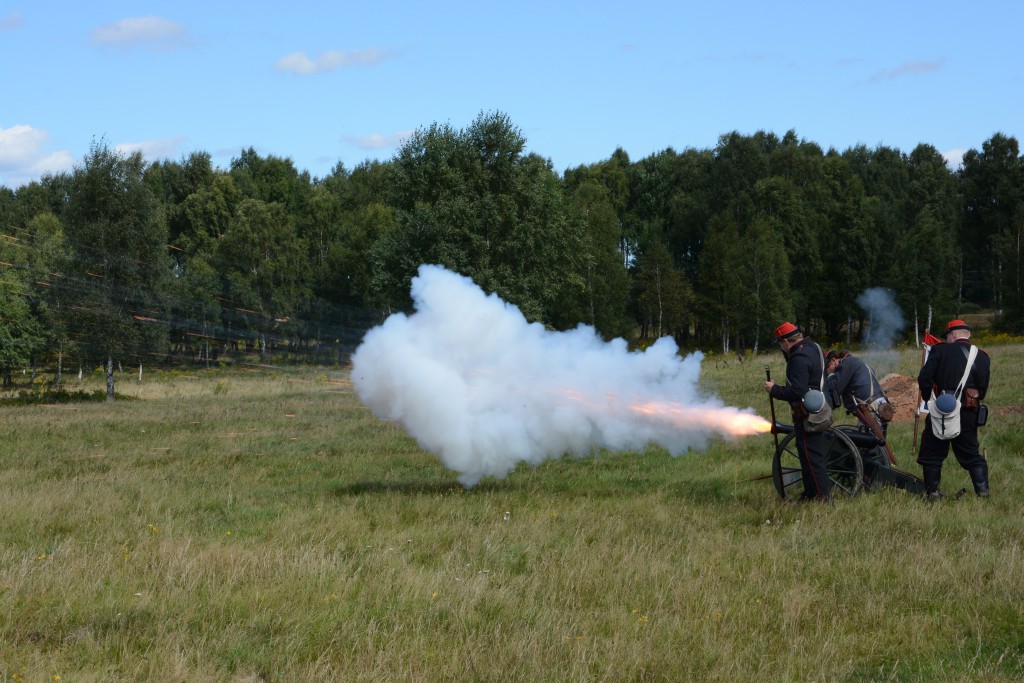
880,373,1022,419
879,373,920,422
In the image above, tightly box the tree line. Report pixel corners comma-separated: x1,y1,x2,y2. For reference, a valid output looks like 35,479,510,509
1,111,1022,397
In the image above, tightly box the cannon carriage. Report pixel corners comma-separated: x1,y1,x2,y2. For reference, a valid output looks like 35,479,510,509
770,421,927,501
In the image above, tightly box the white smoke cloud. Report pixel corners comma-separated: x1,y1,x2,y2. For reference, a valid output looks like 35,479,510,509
857,287,905,348
351,265,767,487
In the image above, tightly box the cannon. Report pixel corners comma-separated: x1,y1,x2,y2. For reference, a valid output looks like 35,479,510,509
770,421,927,501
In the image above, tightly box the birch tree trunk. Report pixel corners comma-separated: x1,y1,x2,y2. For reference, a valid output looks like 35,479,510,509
106,355,115,402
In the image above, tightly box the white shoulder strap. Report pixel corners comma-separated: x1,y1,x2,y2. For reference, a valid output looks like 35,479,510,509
954,345,978,399
861,363,882,400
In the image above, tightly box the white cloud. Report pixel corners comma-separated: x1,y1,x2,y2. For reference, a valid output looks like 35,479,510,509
274,48,393,75
90,16,195,52
0,124,74,187
869,59,944,82
114,136,186,162
274,51,318,75
942,147,966,169
342,130,414,151
26,150,76,177
0,124,48,166
0,127,186,188
0,11,24,30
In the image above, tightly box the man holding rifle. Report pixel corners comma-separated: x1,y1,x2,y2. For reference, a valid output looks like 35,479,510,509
764,322,832,502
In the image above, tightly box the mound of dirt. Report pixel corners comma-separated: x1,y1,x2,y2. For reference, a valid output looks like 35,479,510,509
879,373,921,423
881,374,1024,421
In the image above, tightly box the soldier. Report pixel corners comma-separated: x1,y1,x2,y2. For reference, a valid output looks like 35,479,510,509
764,322,832,501
825,350,893,436
917,319,991,500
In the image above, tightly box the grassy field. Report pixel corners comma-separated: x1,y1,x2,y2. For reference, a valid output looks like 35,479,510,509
1,346,1023,682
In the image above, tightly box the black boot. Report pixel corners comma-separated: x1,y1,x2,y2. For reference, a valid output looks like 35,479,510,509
970,464,990,497
923,466,943,501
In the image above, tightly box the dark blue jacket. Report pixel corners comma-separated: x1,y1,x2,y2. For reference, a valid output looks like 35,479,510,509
770,337,825,406
918,339,990,401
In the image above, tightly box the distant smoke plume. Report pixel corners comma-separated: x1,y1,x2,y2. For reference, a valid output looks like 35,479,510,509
857,287,905,349
351,265,768,487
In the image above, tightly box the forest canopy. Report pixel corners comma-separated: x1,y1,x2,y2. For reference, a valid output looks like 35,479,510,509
1,112,1022,390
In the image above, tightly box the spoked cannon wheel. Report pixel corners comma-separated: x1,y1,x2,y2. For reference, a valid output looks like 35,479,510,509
833,423,894,491
772,426,864,501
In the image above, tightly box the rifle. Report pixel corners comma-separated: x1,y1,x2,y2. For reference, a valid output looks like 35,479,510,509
852,403,896,466
765,365,779,452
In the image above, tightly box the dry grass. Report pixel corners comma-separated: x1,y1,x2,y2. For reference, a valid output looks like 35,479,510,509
1,348,1023,682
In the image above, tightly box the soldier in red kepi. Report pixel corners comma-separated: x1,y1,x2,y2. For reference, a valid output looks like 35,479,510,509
917,319,991,500
764,322,831,502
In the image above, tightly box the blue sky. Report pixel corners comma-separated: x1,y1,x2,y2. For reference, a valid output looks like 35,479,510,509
2,1,1022,188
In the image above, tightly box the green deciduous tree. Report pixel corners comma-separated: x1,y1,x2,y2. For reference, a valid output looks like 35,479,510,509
697,215,742,353
891,144,960,339
696,213,791,352
751,175,820,332
959,135,1018,306
959,133,1024,328
230,148,312,212
842,144,911,287
162,173,242,360
561,178,631,338
894,205,957,339
733,217,792,352
0,226,43,385
634,239,691,343
811,155,873,339
26,211,74,385
215,198,308,361
374,111,584,323
62,140,170,399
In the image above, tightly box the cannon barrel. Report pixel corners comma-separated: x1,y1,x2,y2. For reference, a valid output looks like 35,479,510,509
772,422,793,434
